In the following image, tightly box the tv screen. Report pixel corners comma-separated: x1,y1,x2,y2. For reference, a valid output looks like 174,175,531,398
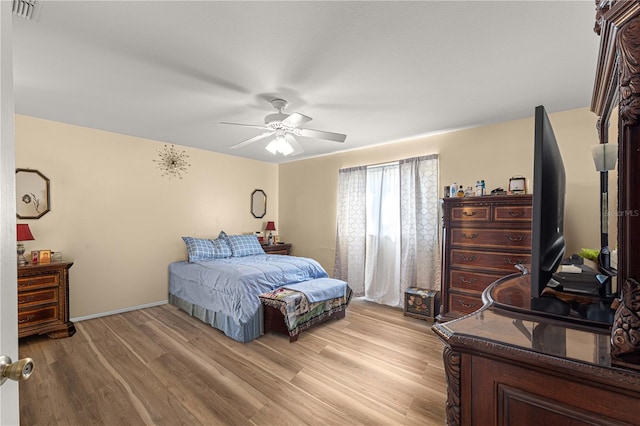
530,105,566,303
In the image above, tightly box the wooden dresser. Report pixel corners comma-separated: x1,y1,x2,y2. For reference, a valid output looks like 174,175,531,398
432,274,640,425
262,243,292,255
17,261,76,339
438,195,532,322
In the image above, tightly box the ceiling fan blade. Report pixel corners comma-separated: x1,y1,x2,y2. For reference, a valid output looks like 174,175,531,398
285,134,304,156
218,122,267,130
298,128,347,143
281,112,312,128
229,131,274,149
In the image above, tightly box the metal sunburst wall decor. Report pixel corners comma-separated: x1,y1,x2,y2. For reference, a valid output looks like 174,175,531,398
153,144,191,179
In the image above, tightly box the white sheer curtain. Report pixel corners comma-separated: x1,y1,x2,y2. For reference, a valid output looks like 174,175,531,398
334,155,439,307
365,163,401,305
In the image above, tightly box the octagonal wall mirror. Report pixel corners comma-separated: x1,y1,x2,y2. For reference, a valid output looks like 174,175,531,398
251,189,267,218
16,168,50,219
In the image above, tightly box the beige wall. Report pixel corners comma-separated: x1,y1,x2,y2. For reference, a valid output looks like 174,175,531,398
15,106,617,319
279,107,614,274
15,115,279,318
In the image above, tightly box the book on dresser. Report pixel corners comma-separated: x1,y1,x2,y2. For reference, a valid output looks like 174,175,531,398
437,194,533,322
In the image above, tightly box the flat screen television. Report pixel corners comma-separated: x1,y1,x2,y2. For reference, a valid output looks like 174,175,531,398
530,105,567,311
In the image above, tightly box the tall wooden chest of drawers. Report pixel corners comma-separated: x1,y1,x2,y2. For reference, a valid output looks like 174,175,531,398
17,261,76,339
437,195,532,322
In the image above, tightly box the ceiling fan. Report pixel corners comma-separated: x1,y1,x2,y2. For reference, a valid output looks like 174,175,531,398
220,98,347,156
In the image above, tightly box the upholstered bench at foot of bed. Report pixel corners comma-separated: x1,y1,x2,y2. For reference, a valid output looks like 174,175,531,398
259,279,352,342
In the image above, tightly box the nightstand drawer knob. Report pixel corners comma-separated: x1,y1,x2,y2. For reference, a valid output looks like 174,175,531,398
0,355,34,386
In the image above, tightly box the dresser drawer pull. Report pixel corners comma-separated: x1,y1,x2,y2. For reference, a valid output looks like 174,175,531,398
459,276,477,284
504,257,526,265
458,301,478,309
462,211,477,217
18,315,34,324
18,296,34,304
18,281,33,287
507,211,525,217
504,234,526,242
462,233,479,239
459,255,476,262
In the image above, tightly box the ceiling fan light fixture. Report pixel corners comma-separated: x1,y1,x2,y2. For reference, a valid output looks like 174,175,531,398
265,135,294,156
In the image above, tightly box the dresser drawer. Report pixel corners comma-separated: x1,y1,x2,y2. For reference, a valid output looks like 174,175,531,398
493,205,533,222
448,293,484,316
451,206,490,222
18,273,59,291
449,270,506,292
18,305,59,328
450,249,531,272
17,288,58,308
450,228,531,249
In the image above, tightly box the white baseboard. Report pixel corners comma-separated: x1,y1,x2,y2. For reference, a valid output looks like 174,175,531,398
70,300,168,323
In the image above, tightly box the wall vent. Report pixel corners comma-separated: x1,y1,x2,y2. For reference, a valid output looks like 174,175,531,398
12,0,41,21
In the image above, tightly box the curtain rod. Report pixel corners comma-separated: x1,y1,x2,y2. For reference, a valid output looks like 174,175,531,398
339,153,438,172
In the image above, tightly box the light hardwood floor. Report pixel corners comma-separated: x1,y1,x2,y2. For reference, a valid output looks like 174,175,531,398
19,299,447,425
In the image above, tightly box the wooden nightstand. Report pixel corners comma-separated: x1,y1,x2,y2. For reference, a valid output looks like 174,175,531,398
262,243,292,255
17,261,76,339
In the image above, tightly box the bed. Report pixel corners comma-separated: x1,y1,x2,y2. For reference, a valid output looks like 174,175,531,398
168,233,351,342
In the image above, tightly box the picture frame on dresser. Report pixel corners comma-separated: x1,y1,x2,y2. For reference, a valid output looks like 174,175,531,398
39,249,51,264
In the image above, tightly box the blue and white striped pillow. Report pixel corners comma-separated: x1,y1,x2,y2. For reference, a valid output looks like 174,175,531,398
226,234,265,257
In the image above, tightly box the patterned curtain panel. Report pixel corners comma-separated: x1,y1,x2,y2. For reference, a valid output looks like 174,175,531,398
333,166,367,296
399,155,440,300
334,155,439,306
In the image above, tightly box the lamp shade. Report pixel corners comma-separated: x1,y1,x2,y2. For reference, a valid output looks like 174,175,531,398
16,224,35,241
592,143,618,171
265,221,276,231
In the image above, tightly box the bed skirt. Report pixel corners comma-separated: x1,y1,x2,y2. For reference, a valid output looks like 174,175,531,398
168,294,263,343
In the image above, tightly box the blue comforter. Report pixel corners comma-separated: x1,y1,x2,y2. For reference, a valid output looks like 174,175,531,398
168,254,328,324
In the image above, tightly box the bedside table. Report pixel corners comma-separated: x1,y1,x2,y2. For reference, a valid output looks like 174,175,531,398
17,261,76,339
262,243,292,255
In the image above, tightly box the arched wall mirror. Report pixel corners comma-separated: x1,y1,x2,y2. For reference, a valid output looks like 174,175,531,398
251,189,267,218
16,168,51,219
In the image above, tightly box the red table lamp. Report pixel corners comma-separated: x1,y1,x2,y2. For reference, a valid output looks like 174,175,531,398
265,221,276,245
17,224,35,266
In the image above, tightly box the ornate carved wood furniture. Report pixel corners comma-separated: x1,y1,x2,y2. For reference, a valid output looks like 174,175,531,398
590,0,640,363
433,274,640,425
261,243,292,255
438,195,532,322
432,2,640,424
17,261,75,339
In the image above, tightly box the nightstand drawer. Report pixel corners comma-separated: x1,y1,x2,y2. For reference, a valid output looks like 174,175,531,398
262,243,292,255
18,274,59,290
18,305,59,328
17,288,59,307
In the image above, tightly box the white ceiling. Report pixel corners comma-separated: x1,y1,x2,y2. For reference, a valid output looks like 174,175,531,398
12,1,600,164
